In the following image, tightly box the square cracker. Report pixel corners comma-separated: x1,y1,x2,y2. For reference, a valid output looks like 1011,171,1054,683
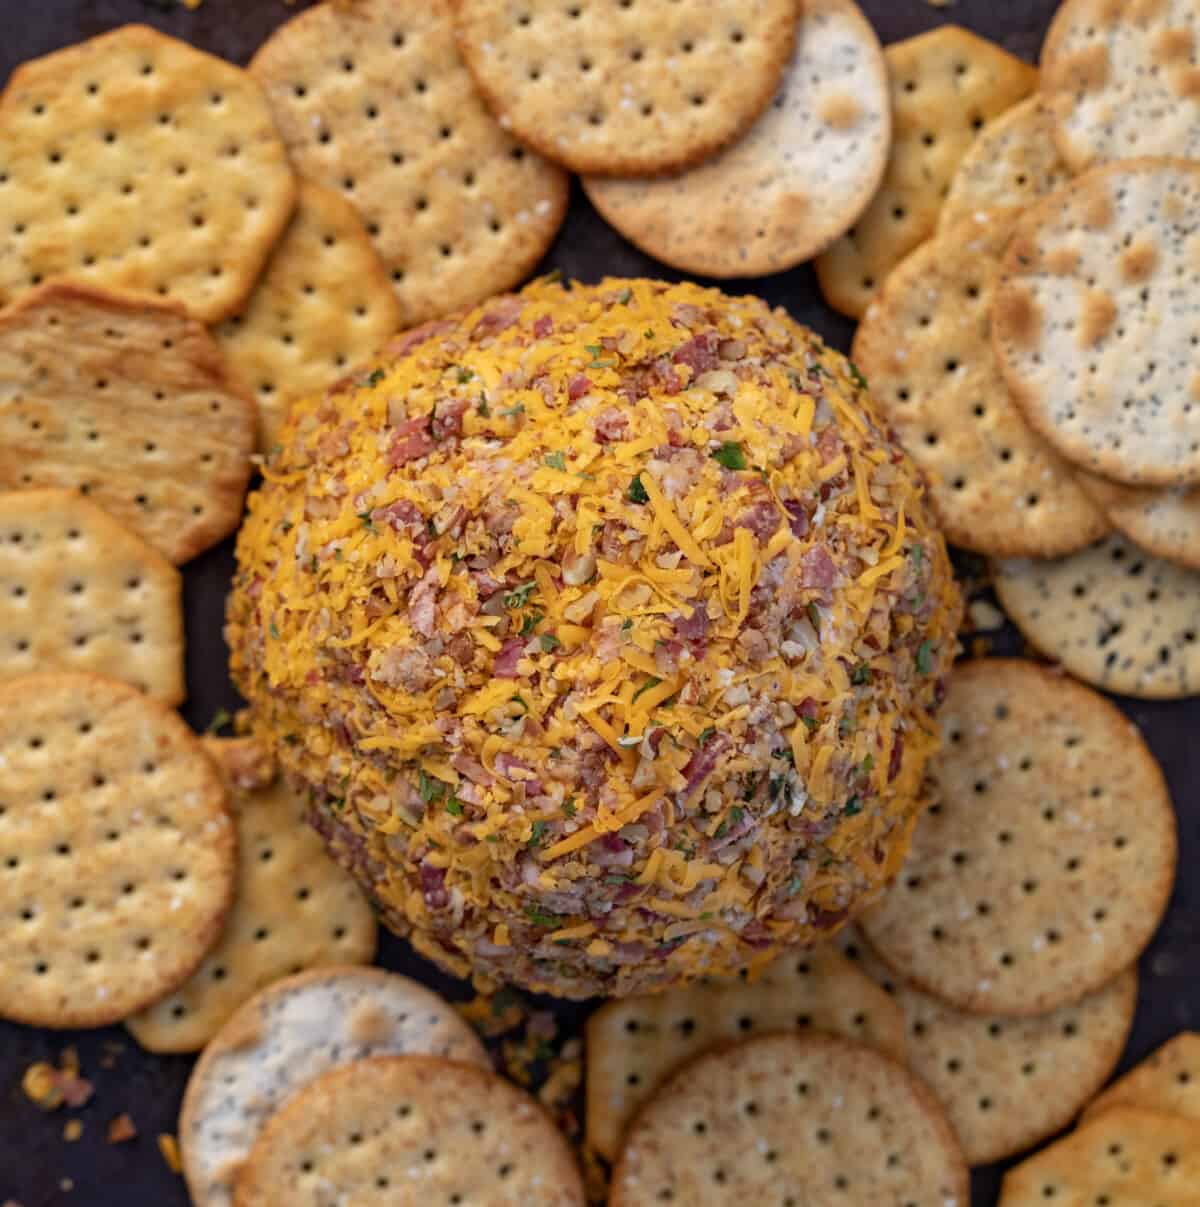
0,489,183,704
1000,1107,1200,1205
214,182,401,454
125,738,377,1053
584,942,906,1162
0,281,256,565
0,24,296,322
815,25,1036,319
1084,1031,1200,1123
249,0,568,328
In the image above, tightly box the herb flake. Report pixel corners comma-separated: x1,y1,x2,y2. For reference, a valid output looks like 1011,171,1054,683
711,441,747,471
628,473,649,505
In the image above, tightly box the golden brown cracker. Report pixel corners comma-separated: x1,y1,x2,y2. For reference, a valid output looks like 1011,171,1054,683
453,0,799,177
0,24,296,322
0,281,256,564
1077,471,1200,571
250,0,568,329
816,25,1037,318
0,672,235,1029
125,739,376,1053
841,928,1138,1165
862,659,1176,1015
1085,1032,1200,1122
940,97,1071,230
584,942,907,1162
853,209,1107,557
1042,0,1200,171
213,182,401,454
994,535,1200,699
993,159,1200,487
583,0,889,276
999,1107,1200,1205
0,488,183,703
233,1055,585,1206
610,1033,969,1207
180,967,489,1207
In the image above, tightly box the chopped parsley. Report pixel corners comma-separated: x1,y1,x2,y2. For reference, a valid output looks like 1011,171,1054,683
643,327,654,339
455,365,474,383
909,544,924,570
477,394,491,417
524,906,560,928
584,344,602,359
729,806,745,827
787,368,806,392
860,754,875,774
543,451,567,471
280,520,293,534
843,796,864,817
540,633,561,652
802,714,819,732
562,797,577,819
714,819,729,839
632,676,662,703
851,662,872,685
787,875,805,897
519,611,543,637
616,287,633,304
621,618,634,632
205,708,233,735
917,640,934,675
268,621,280,640
499,403,525,418
356,510,376,531
698,726,716,744
527,820,547,849
366,368,386,387
418,771,446,804
503,581,538,609
310,554,319,573
711,441,747,470
848,361,869,390
807,603,821,629
509,695,529,716
445,797,464,817
627,473,649,505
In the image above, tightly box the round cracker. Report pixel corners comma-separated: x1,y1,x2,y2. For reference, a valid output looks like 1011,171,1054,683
994,535,1200,699
853,208,1107,558
583,0,888,276
453,0,798,177
1076,471,1200,571
0,672,235,1028
1042,0,1200,172
862,659,1177,1016
840,929,1138,1166
993,159,1200,488
610,1032,968,1207
180,966,489,1207
940,97,1071,232
125,739,377,1054
0,24,296,323
250,0,568,329
234,1055,585,1207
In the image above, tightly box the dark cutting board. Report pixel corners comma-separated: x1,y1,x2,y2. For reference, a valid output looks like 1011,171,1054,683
1,2,1197,1204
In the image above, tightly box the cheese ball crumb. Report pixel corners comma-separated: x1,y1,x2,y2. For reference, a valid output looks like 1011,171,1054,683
227,277,961,998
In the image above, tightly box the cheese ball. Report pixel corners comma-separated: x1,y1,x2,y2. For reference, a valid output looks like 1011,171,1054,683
227,278,961,999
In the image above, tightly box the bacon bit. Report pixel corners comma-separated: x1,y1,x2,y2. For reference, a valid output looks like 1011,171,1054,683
672,331,722,376
419,860,449,909
681,732,732,796
888,732,905,782
592,406,629,443
107,1114,137,1144
386,317,456,359
783,499,810,537
800,546,836,591
387,417,436,466
63,1119,83,1142
811,906,849,931
568,374,593,401
157,1133,183,1175
473,295,524,337
430,397,468,441
533,315,554,338
736,499,781,543
493,638,525,678
22,1058,93,1111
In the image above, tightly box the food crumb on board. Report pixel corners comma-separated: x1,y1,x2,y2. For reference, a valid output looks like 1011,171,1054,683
107,1113,138,1144
157,1133,183,1175
21,1051,94,1112
63,1120,83,1143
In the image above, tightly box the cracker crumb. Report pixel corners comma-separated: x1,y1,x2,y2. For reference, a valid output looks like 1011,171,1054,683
107,1113,138,1144
158,1133,183,1174
63,1119,83,1142
21,1054,93,1112
59,1180,73,1193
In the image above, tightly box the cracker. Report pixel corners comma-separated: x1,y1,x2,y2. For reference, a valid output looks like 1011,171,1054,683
0,488,183,703
940,97,1071,231
249,0,568,329
453,0,798,177
0,671,235,1029
994,159,1200,487
861,659,1176,1016
1077,471,1200,572
853,208,1108,558
1042,0,1200,172
582,0,888,277
815,26,1036,318
840,928,1138,1165
179,966,489,1207
999,1107,1200,1205
585,942,907,1162
610,1032,968,1207
0,24,295,322
234,1054,585,1206
126,739,376,1054
1085,1032,1200,1122
0,281,257,564
213,182,401,454
994,535,1200,699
